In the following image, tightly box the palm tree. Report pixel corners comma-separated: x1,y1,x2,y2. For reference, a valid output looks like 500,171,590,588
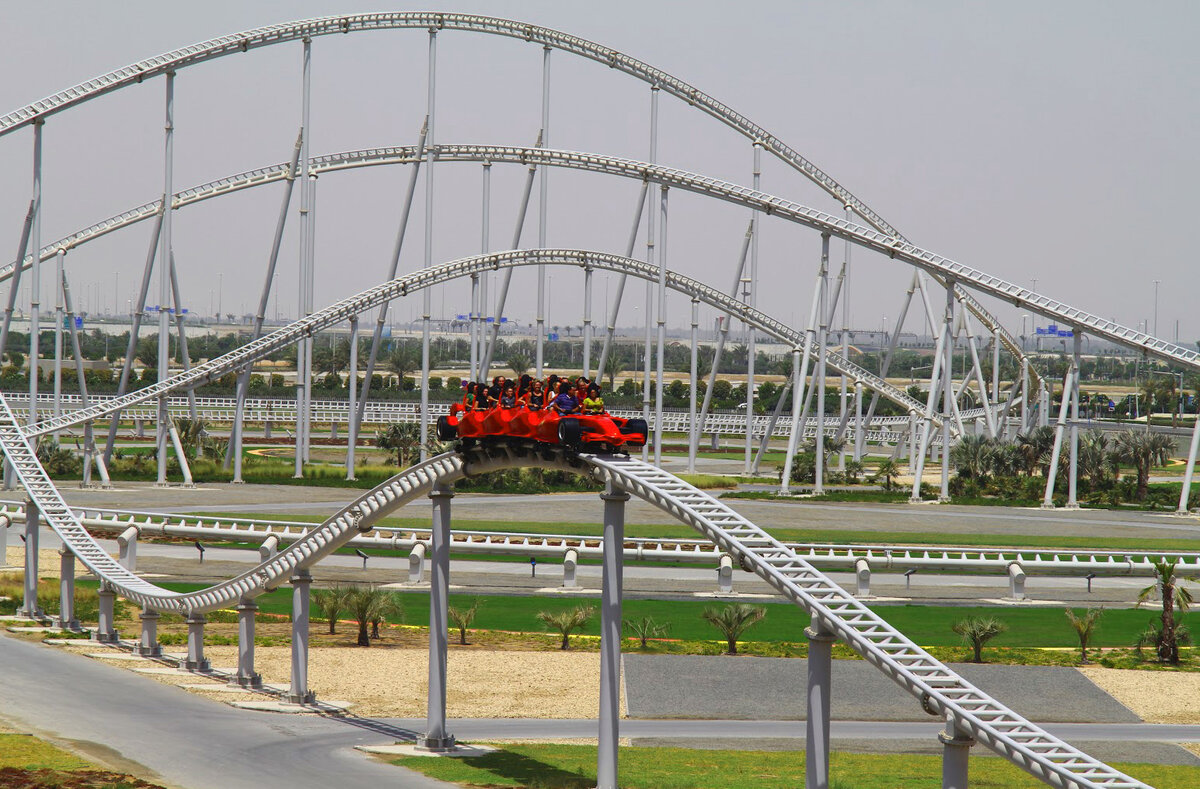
376,422,422,466
603,350,625,389
951,616,1007,663
345,585,398,647
1016,426,1056,476
537,605,594,650
173,417,208,459
448,599,481,645
950,434,992,479
1137,559,1194,664
624,616,670,649
1114,429,1175,501
1064,608,1103,664
312,584,351,635
385,345,419,386
701,604,766,655
507,353,531,380
873,459,901,491
1078,430,1117,490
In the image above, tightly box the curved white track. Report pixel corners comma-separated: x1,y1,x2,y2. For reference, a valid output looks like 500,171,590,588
0,393,1147,788
23,249,932,439
0,11,1038,383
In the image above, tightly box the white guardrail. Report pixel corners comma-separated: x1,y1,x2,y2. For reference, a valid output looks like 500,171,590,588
2,501,1183,584
4,392,986,443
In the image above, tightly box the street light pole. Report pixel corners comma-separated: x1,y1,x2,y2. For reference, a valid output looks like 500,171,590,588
1153,279,1160,338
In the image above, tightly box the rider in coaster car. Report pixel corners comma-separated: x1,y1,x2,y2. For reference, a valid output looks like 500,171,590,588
523,378,547,410
461,380,477,410
582,383,605,415
487,375,507,408
500,382,518,408
550,379,580,415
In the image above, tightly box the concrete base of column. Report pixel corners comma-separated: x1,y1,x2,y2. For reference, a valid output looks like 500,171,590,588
136,610,162,657
1039,502,1056,510
95,587,119,643
414,735,458,752
284,691,316,705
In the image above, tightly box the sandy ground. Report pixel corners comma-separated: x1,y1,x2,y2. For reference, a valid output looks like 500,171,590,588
1079,666,1200,724
3,547,90,578
68,643,619,720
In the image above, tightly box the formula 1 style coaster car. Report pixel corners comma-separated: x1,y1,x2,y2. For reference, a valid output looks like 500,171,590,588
437,405,648,453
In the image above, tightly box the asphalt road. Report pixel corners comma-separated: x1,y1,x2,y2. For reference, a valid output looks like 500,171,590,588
0,633,451,789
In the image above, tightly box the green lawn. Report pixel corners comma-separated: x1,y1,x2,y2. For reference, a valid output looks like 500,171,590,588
135,582,1165,649
390,743,1197,788
187,509,1200,553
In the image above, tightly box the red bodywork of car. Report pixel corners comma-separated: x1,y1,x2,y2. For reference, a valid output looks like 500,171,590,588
439,404,647,451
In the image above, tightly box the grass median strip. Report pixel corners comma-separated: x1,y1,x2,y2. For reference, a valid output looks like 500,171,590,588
0,732,165,788
388,743,1199,788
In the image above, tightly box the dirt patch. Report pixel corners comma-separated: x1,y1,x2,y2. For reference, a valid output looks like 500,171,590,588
0,767,165,788
1078,666,1200,723
4,547,92,579
201,644,611,718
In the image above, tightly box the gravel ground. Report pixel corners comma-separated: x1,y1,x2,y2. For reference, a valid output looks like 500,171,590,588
1080,667,1200,724
623,654,1141,723
72,644,617,720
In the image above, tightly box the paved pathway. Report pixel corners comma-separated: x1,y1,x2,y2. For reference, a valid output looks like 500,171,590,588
0,634,450,789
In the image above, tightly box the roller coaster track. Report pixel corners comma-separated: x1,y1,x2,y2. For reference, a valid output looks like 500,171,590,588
0,11,1037,386
0,394,1146,787
22,249,934,440
8,145,1187,374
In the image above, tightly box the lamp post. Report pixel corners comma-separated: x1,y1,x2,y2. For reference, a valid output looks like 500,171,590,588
1153,280,1161,338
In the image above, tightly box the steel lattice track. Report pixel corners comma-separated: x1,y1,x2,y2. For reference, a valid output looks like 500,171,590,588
22,249,937,439
0,387,1150,787
5,144,1184,373
586,454,1149,789
0,11,1042,386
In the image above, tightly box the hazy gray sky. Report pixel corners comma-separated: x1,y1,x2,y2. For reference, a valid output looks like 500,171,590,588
1,1,1196,346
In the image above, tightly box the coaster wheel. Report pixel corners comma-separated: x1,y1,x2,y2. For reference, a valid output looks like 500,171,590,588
436,415,458,441
558,417,583,448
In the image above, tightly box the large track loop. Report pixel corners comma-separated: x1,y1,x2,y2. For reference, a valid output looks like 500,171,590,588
0,390,1148,787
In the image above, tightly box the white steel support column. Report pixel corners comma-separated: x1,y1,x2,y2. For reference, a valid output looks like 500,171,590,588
837,207,852,472
230,130,303,480
420,31,437,460
294,39,312,478
288,568,314,704
535,46,550,377
805,620,836,789
940,284,955,502
19,498,41,619
853,381,864,461
583,265,594,378
477,161,491,375
355,120,427,430
95,583,118,643
594,183,649,387
1042,358,1077,509
62,270,110,488
1020,356,1030,431
1067,331,1083,509
780,348,805,493
1179,415,1200,515
156,72,175,486
28,120,42,433
911,316,948,502
137,609,162,657
653,185,668,466
346,315,358,481
233,596,262,687
864,274,919,427
642,86,658,463
57,547,78,631
52,249,63,435
687,298,699,473
182,612,210,672
597,479,629,789
697,224,753,438
419,482,456,751
992,330,1002,402
302,174,317,464
940,716,975,789
745,142,762,473
814,234,830,495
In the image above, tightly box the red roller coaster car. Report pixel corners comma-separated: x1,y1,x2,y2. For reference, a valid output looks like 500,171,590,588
437,403,647,453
